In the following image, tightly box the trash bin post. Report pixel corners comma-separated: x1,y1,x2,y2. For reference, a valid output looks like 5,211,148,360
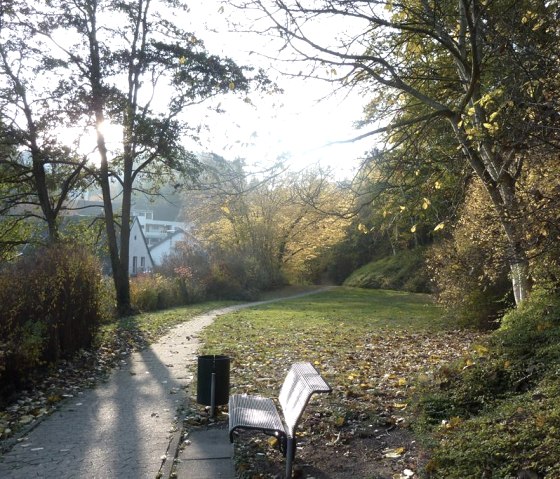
197,355,230,417
210,372,216,418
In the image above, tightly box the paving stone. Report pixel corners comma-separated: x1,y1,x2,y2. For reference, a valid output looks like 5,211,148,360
0,289,329,479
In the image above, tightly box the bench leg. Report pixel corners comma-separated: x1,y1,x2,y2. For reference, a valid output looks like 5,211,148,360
285,437,295,478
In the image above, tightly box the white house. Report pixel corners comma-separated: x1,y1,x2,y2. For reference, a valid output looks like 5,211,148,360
134,214,188,247
149,229,187,265
129,217,154,275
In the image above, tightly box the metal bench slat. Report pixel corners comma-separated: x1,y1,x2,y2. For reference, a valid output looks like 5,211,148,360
228,362,332,478
279,362,332,436
229,394,285,440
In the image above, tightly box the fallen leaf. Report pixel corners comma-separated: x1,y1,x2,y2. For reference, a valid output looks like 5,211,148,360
384,446,406,458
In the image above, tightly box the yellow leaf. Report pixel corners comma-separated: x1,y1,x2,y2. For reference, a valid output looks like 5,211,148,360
335,415,345,426
383,446,406,458
178,56,186,65
535,415,546,428
488,111,499,122
435,181,441,190
399,205,406,211
221,205,230,215
393,403,408,409
267,436,278,447
410,224,417,233
397,377,407,386
473,344,489,356
433,222,445,232
422,198,431,210
533,19,544,31
228,81,235,90
537,322,551,332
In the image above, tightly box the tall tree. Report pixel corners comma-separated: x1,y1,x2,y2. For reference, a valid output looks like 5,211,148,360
242,0,560,304
0,3,88,245
14,0,266,314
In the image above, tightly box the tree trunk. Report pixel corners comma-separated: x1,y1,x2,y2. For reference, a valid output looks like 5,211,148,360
97,138,132,316
450,120,532,305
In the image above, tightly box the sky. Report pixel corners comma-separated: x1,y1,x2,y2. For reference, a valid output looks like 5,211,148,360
183,0,372,179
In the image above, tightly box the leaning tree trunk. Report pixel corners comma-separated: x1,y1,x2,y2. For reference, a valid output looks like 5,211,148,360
451,120,532,305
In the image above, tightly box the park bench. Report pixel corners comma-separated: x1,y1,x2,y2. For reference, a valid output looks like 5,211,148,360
228,361,332,478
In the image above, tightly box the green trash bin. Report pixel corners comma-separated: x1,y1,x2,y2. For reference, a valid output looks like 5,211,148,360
196,355,230,415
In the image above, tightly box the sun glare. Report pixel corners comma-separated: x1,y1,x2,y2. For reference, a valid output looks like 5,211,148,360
56,121,123,166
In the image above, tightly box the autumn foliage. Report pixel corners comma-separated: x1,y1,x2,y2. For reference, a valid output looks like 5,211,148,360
0,245,104,402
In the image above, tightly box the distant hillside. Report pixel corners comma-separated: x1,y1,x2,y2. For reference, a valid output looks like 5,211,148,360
343,248,431,293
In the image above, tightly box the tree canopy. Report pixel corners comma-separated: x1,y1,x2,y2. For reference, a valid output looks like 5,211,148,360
242,0,560,304
0,0,269,313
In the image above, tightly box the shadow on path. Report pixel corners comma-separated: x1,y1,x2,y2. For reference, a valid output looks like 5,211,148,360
0,287,333,479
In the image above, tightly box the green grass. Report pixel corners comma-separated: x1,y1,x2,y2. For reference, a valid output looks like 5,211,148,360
198,286,480,478
200,287,464,399
210,286,445,335
97,300,239,346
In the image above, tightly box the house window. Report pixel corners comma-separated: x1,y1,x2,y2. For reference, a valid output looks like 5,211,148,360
132,256,138,274
140,256,145,271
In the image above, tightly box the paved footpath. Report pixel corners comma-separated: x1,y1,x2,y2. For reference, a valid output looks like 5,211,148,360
0,289,329,479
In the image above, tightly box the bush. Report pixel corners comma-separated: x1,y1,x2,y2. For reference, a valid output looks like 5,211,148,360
343,247,431,293
428,238,513,329
160,241,281,302
495,289,560,364
129,273,188,312
427,179,516,329
0,244,104,401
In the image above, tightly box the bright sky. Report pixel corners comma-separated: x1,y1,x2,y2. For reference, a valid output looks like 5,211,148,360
184,0,371,179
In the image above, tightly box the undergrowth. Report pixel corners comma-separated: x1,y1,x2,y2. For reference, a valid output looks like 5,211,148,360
413,289,560,478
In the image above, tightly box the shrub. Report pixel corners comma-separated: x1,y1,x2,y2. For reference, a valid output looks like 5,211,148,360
495,289,560,364
160,240,281,302
129,273,188,312
428,238,513,329
0,244,104,401
427,179,517,329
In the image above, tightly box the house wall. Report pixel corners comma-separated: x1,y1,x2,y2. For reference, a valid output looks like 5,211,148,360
149,232,186,265
129,218,154,275
136,216,189,247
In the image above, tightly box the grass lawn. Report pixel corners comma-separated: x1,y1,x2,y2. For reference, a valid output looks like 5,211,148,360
199,287,483,478
97,300,239,346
